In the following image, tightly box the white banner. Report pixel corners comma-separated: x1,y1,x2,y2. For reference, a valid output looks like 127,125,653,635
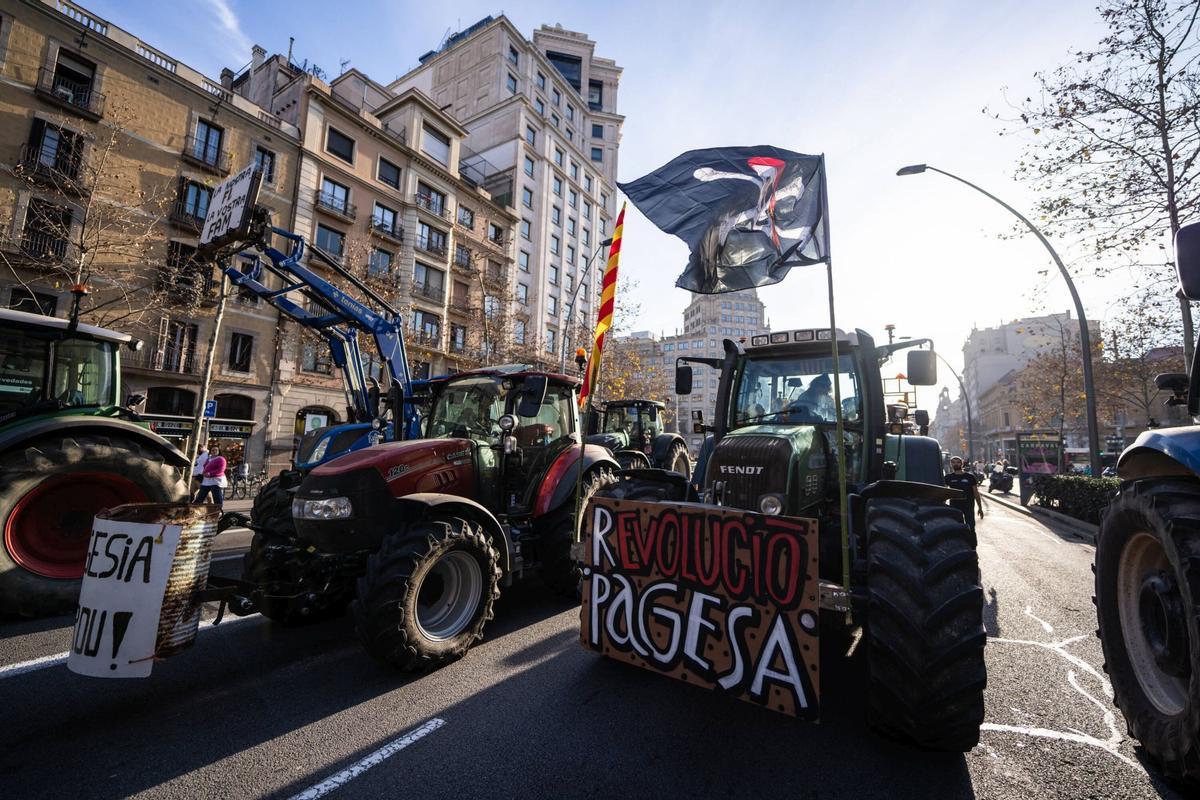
68,519,183,678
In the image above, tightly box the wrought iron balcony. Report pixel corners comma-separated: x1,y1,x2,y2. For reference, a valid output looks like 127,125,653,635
17,229,69,263
181,136,231,176
416,234,447,257
17,143,88,195
124,345,206,375
169,200,206,232
35,68,104,120
369,216,403,241
315,190,357,221
414,193,450,219
412,282,445,303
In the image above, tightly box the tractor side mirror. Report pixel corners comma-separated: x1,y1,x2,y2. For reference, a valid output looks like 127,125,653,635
675,364,693,395
906,350,937,386
367,384,382,418
1175,220,1200,300
387,381,404,429
518,375,548,418
913,409,929,435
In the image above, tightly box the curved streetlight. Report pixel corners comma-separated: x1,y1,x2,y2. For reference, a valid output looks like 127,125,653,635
897,163,1101,476
559,237,614,372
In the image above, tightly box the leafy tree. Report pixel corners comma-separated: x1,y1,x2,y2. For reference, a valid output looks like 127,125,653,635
992,0,1200,358
1097,288,1187,426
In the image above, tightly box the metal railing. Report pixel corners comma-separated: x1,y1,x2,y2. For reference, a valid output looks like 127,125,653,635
169,199,206,231
410,328,442,347
182,136,230,175
412,282,445,302
415,234,447,256
124,345,205,374
17,229,68,262
17,142,86,189
36,68,105,118
453,246,473,269
414,193,450,219
369,217,403,241
314,190,356,220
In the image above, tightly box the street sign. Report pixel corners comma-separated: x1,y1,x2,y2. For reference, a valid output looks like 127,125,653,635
203,400,216,419
198,164,262,256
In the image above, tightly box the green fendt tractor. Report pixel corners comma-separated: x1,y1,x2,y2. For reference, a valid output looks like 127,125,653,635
0,308,188,616
599,327,987,750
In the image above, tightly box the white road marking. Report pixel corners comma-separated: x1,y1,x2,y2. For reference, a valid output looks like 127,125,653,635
287,718,446,800
0,612,263,680
1024,605,1055,634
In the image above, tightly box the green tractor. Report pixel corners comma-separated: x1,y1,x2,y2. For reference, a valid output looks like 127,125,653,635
585,399,691,477
0,308,189,616
598,327,987,750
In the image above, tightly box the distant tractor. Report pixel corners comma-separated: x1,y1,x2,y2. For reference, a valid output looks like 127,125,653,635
586,399,690,477
0,308,188,617
596,327,987,750
1094,220,1200,786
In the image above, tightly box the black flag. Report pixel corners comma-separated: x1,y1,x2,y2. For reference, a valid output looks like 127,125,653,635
618,146,829,294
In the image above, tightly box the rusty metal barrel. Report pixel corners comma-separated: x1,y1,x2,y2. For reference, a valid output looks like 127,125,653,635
68,503,220,677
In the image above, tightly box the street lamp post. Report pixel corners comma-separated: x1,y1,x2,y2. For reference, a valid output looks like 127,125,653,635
897,163,1102,477
937,353,975,464
559,237,614,372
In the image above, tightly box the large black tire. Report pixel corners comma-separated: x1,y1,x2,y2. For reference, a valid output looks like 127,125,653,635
242,531,351,625
251,472,299,539
1096,481,1200,785
596,472,686,503
0,432,186,617
538,469,616,597
353,517,500,671
665,441,691,481
864,498,987,751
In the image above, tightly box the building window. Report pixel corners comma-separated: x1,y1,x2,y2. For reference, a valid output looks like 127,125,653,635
413,262,445,299
46,51,98,114
548,295,558,315
454,244,472,268
508,45,519,65
254,146,276,183
582,228,590,247
591,147,603,162
320,177,351,214
601,191,609,209
588,80,603,110
546,51,582,91
552,206,562,225
325,126,354,163
524,156,535,177
583,200,592,220
567,218,577,235
315,224,344,259
228,332,253,372
180,180,211,221
535,97,545,115
551,113,560,128
506,73,518,94
373,203,397,235
522,187,534,208
514,319,526,344
568,190,578,209
566,104,575,122
517,283,528,304
421,125,451,165
552,88,561,106
8,288,57,316
416,182,447,215
369,248,393,276
378,157,401,189
545,328,556,353
549,264,560,284
513,250,528,272
584,174,593,192
536,72,546,90
567,245,576,263
554,148,563,167
521,219,531,239
416,222,447,255
566,128,574,143
550,235,560,255
488,222,505,244
525,125,536,146
301,341,333,374
21,199,71,262
146,386,196,415
553,176,563,196
592,123,604,139
450,323,467,352
457,205,475,228
411,310,440,341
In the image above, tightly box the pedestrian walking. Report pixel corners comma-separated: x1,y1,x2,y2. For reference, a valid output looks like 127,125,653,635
191,445,209,495
944,455,984,532
194,445,227,509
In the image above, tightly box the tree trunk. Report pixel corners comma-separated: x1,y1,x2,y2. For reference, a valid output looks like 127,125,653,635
189,274,229,466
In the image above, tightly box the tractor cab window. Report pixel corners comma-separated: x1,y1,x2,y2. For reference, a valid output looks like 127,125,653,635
603,406,632,435
0,324,114,414
428,376,507,441
51,338,114,408
732,354,860,428
514,384,574,448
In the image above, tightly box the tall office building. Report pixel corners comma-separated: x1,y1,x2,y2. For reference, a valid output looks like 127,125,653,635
392,16,623,364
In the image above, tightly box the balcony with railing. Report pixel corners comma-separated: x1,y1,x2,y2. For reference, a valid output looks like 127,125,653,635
181,136,230,176
15,229,69,264
369,216,403,242
414,193,450,220
415,234,447,257
35,67,105,120
410,328,442,348
169,199,206,233
16,142,89,196
314,190,357,222
452,246,473,272
124,344,207,375
412,282,445,303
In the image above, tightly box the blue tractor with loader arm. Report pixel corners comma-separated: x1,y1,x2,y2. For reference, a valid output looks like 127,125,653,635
1094,219,1200,786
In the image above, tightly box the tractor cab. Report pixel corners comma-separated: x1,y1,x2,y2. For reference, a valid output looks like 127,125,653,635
597,400,663,451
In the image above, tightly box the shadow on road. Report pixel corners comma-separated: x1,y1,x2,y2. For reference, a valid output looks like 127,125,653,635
982,587,1001,638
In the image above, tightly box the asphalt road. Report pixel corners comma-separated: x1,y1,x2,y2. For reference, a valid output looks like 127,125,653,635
0,499,1184,800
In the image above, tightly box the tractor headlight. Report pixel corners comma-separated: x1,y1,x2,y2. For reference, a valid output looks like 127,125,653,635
758,494,784,515
309,436,331,463
292,496,353,520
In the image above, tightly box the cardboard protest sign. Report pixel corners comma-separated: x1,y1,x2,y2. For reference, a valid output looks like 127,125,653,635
580,497,820,718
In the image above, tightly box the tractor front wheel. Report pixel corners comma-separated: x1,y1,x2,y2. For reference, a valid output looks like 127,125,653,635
0,433,186,617
353,517,500,671
1096,482,1200,785
251,472,300,540
864,498,987,751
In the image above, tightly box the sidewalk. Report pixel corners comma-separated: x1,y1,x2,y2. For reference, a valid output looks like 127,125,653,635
983,490,1099,542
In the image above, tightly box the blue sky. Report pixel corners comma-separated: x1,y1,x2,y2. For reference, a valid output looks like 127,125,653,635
88,0,1127,404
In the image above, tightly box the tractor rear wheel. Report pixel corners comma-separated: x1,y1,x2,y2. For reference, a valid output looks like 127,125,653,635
538,469,615,597
864,498,987,751
666,441,691,480
0,433,186,617
595,472,687,503
353,517,500,671
251,472,299,539
1096,482,1200,785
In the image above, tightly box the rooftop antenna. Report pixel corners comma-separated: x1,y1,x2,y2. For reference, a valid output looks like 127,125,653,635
287,37,294,64
339,58,351,75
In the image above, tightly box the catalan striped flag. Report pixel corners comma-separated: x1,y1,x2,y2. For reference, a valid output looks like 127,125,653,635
578,202,626,409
